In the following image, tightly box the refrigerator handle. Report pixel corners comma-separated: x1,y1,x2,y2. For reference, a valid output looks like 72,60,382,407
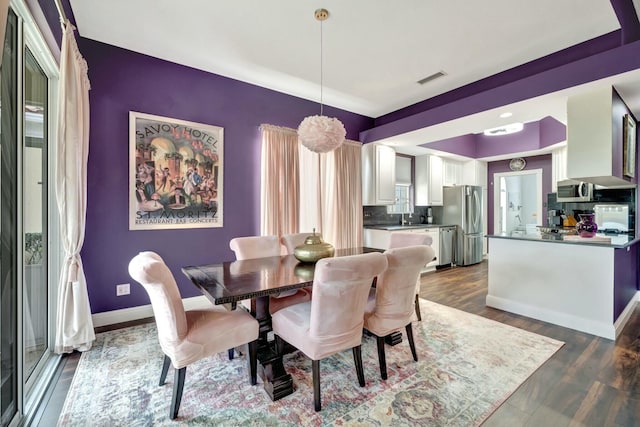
472,190,481,230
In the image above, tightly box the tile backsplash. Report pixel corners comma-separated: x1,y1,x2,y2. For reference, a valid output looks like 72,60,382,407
363,205,443,226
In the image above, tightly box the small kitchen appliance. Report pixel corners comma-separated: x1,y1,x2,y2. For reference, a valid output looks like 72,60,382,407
547,209,565,227
556,179,594,202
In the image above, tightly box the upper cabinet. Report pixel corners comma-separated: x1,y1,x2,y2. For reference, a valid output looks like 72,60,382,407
462,159,488,187
442,159,463,187
362,143,396,205
567,86,637,187
415,154,443,206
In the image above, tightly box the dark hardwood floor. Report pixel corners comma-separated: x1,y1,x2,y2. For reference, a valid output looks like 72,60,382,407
35,260,639,426
421,261,640,427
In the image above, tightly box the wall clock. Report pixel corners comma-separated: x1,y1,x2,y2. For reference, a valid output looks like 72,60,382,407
509,157,526,171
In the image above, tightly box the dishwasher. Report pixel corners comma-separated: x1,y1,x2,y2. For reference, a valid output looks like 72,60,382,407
438,226,456,268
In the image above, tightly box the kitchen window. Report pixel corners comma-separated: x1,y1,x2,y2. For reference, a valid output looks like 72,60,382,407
387,184,413,214
387,155,414,214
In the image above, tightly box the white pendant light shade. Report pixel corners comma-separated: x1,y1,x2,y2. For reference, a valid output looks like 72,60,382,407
298,9,346,154
298,115,346,153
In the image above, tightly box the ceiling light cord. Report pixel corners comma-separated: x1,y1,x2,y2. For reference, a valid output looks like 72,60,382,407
320,17,324,116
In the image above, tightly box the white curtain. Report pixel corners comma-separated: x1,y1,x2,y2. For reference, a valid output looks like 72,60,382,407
260,124,299,236
54,20,95,353
299,139,363,249
260,125,363,248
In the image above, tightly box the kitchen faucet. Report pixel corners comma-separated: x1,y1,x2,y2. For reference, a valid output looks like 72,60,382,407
401,212,411,225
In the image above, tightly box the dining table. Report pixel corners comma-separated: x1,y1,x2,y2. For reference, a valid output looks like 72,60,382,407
181,246,381,401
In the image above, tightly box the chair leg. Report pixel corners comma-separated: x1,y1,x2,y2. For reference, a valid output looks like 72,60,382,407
248,339,258,385
228,348,235,360
159,354,171,386
352,345,365,387
414,294,422,321
406,323,418,362
312,359,321,412
170,367,186,420
376,335,388,380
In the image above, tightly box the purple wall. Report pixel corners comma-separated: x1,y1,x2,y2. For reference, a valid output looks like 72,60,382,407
487,154,553,235
79,38,373,313
614,244,638,320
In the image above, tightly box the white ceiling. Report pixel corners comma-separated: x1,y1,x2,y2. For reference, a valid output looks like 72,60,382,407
70,0,640,158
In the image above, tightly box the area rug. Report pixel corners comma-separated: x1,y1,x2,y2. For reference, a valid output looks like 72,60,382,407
57,299,563,426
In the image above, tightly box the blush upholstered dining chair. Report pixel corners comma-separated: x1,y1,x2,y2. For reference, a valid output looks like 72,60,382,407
229,235,311,314
127,251,259,420
271,252,388,411
388,231,435,321
363,245,434,380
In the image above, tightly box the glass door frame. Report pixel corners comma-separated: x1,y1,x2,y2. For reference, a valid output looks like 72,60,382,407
6,0,61,425
492,169,543,236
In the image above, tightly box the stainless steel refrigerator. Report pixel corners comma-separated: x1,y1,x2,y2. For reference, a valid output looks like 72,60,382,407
443,185,483,266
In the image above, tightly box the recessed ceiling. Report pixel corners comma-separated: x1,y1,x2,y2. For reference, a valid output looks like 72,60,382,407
69,0,634,158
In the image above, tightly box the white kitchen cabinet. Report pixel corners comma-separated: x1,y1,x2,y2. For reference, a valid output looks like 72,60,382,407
363,227,440,270
415,154,443,206
443,159,463,186
412,227,439,268
462,159,488,187
362,143,396,205
363,228,391,250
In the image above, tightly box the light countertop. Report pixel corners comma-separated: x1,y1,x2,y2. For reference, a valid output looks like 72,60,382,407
488,232,639,249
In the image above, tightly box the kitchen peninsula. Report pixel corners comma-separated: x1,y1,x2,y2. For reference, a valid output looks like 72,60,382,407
487,233,639,340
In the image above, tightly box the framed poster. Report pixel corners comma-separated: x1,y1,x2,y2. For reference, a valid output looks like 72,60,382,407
129,111,223,230
623,113,636,179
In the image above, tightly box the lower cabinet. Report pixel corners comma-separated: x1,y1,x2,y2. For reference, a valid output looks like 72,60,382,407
363,227,440,270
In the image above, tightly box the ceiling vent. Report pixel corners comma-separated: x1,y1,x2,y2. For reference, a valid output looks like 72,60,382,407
417,71,446,85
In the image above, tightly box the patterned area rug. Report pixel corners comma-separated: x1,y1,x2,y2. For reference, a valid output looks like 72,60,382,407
58,299,563,426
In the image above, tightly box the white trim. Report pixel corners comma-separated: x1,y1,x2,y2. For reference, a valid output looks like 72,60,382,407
91,296,213,328
486,295,617,340
493,168,543,235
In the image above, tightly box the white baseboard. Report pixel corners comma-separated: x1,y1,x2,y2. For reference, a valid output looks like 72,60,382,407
91,296,212,328
486,295,617,340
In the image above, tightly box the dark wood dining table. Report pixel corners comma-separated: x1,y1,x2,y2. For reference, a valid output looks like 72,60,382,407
181,247,380,401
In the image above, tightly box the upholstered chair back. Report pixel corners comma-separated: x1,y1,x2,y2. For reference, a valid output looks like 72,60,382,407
230,235,282,259
281,232,314,255
365,246,434,335
388,231,433,249
128,251,188,350
307,252,388,359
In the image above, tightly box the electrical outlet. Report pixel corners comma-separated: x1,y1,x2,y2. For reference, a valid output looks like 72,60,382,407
116,283,130,296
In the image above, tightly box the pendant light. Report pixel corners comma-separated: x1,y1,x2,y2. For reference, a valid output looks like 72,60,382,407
298,8,346,153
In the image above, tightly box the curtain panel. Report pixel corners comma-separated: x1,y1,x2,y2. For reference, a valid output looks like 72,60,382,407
260,124,300,236
261,124,362,248
54,20,95,353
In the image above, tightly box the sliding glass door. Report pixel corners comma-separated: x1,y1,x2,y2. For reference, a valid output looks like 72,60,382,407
23,47,48,383
0,2,58,425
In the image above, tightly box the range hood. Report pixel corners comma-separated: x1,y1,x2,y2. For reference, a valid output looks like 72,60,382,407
566,86,637,188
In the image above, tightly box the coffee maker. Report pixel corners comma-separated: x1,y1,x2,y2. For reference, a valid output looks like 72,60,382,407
547,209,565,227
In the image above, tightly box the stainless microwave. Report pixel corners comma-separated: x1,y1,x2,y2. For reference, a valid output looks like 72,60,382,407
556,180,594,202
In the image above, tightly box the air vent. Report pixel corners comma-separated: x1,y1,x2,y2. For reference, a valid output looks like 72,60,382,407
417,71,446,85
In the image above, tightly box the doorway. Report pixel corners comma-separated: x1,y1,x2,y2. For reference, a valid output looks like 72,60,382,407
493,169,543,236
